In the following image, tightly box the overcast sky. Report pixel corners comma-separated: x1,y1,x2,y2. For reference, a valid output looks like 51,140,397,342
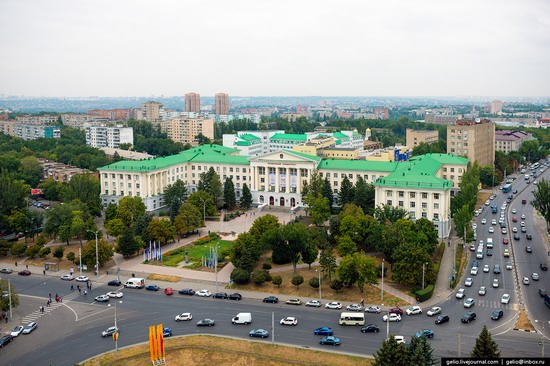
1,0,549,97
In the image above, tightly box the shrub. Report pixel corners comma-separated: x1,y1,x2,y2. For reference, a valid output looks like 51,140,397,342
309,276,320,288
251,270,267,285
263,270,272,282
66,252,76,262
38,247,51,258
25,244,41,259
262,263,272,270
414,284,435,302
330,279,343,292
0,240,9,256
231,268,250,284
10,242,27,257
291,275,304,289
272,275,282,287
53,246,64,260
36,234,47,247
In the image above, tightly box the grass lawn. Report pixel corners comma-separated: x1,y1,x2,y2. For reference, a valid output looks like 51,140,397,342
161,240,233,267
80,335,372,366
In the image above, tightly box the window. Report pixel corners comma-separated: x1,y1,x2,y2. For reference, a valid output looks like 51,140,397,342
230,168,234,172
136,183,140,189
443,167,447,172
422,193,428,199
333,181,338,186
422,212,427,218
128,183,131,188
410,202,416,208
111,174,115,178
104,190,108,194
398,191,404,198
410,192,416,198
434,193,439,200
119,174,123,179
422,202,427,209
103,174,107,178
434,203,439,209
386,191,393,197
398,201,404,207
386,200,392,205
433,213,439,220
451,168,455,172
409,211,416,219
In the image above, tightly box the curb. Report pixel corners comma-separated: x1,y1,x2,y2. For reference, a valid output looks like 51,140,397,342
513,328,538,333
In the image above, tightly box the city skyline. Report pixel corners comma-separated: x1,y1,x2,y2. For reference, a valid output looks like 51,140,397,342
1,0,549,97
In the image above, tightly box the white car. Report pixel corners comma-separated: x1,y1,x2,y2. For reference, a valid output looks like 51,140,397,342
195,289,212,297
481,218,487,225
489,227,494,233
512,209,517,214
464,298,475,308
470,267,478,275
465,278,473,287
506,262,513,270
472,223,477,230
426,307,441,316
456,288,466,299
491,219,497,225
502,228,507,234
483,265,490,273
521,214,526,219
485,200,490,206
478,286,486,296
94,294,110,302
346,304,363,312
520,221,526,227
76,276,89,282
325,301,342,309
523,277,530,285
501,294,510,304
107,291,123,298
279,317,298,326
512,227,518,233
406,306,422,315
383,313,402,322
10,325,24,337
175,313,193,321
365,306,381,313
493,279,499,288
61,274,74,281
394,335,406,344
532,273,540,281
305,300,321,307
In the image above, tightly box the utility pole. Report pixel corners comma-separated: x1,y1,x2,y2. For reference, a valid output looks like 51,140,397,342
79,247,82,277
458,333,462,357
452,241,456,287
386,311,390,340
87,229,100,278
271,311,274,344
214,243,219,293
8,279,13,320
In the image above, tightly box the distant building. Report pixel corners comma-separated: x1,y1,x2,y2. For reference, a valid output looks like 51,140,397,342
88,109,132,121
62,113,109,128
185,93,201,113
159,117,214,146
374,107,390,120
215,93,229,115
424,114,461,125
15,115,57,125
40,159,93,183
100,147,154,160
406,129,439,148
86,126,134,148
140,101,163,122
447,119,495,166
494,130,535,153
8,124,61,140
490,100,503,114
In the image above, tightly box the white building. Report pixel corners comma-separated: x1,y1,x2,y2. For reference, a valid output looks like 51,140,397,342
86,126,134,149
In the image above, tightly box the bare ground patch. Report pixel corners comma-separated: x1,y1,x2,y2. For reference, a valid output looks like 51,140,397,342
515,308,535,331
147,273,182,282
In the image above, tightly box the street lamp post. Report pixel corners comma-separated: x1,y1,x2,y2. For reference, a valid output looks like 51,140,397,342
315,269,322,300
422,262,427,290
381,259,384,302
386,310,390,340
108,300,122,353
87,229,100,278
535,320,549,357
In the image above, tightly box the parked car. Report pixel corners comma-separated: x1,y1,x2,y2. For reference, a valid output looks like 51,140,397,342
388,307,404,315
435,315,450,324
249,329,269,338
178,288,195,296
228,293,242,300
61,274,74,281
0,268,13,274
213,292,228,299
175,313,192,321
415,329,434,338
164,287,174,296
314,327,334,335
325,301,342,310
195,289,211,297
18,270,31,276
280,317,298,326
346,304,363,312
0,335,14,348
305,300,321,307
383,313,402,322
263,296,279,303
361,324,380,333
286,299,302,305
406,306,422,315
22,322,37,334
319,336,341,346
196,319,215,327
426,307,441,316
10,325,24,337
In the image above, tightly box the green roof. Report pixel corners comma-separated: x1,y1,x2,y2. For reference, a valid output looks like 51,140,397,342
235,141,251,146
332,132,349,141
239,134,261,142
270,133,307,141
375,173,452,190
412,153,468,166
319,159,397,172
283,150,321,162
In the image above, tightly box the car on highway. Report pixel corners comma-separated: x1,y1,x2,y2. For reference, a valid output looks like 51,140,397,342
469,244,476,251
314,327,334,335
263,296,279,303
493,279,499,288
394,335,406,344
512,208,517,214
488,227,494,233
472,260,479,268
539,289,547,297
532,273,540,281
280,317,298,326
456,288,466,299
491,219,497,225
504,249,510,257
305,300,321,307
325,302,342,310
523,277,530,285
486,241,494,249
249,329,269,338
0,268,13,274
481,218,487,224
491,309,504,321
228,293,242,300
101,327,118,338
319,336,341,346
22,322,37,334
213,292,228,299
108,279,122,286
0,335,14,348
76,276,89,282
465,278,473,287
61,274,74,281
478,286,486,296
503,238,509,245
461,312,476,323
163,328,172,337
146,284,160,291
501,294,510,304
18,270,31,276
512,217,517,222
175,313,192,321
502,228,507,234
346,304,363,312
506,262,513,270
360,323,380,333
483,265,490,273
426,307,441,316
521,226,527,233
435,315,449,324
521,221,526,227
383,313,402,322
521,214,526,219
514,234,520,241
415,329,434,338
195,289,211,297
164,287,173,296
178,288,195,296
470,267,478,275
389,307,404,315
486,249,493,256
493,265,501,274
541,263,548,271
526,246,533,253
10,325,24,337
484,200,490,206
472,223,477,230
101,326,118,337
106,291,123,298
286,299,302,305
196,319,215,327
365,306,381,313
406,306,422,315
95,294,110,302
512,227,518,233
526,234,533,240
464,298,475,308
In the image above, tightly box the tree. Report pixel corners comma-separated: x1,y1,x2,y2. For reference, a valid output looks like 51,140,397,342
198,167,223,207
519,139,542,162
263,228,290,263
309,276,319,288
392,241,433,287
319,249,337,281
196,132,211,145
291,274,304,289
148,218,175,246
408,334,437,366
188,191,217,217
355,252,379,293
223,177,236,209
272,275,282,287
374,204,409,223
53,246,64,261
373,335,411,366
105,203,118,224
8,210,31,243
479,165,498,187
10,242,27,256
330,279,343,292
240,183,252,209
323,177,334,209
251,270,268,285
0,278,20,312
230,232,262,272
38,247,51,258
338,175,355,206
66,252,76,262
58,224,72,245
471,325,501,358
354,177,375,214
532,178,550,233
338,235,357,257
282,223,311,272
60,173,102,216
337,254,359,287
249,214,280,243
163,180,188,221
308,194,331,226
301,242,318,269
39,178,63,201
117,227,140,258
70,211,87,245
454,204,473,241
117,196,146,227
230,267,250,284
82,239,114,269
106,218,126,238
174,203,204,235
25,244,41,259
0,172,29,219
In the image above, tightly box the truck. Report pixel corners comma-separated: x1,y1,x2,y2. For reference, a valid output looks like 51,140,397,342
491,205,498,214
232,312,252,324
124,277,145,289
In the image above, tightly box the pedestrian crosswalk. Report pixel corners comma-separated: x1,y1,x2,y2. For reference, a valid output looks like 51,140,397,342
21,292,81,323
466,299,518,310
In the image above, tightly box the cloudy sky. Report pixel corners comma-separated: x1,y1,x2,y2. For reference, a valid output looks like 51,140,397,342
1,0,549,97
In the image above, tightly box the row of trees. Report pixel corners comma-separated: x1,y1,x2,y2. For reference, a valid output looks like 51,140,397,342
451,162,481,242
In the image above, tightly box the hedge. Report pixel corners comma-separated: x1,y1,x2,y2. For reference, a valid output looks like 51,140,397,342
414,284,434,302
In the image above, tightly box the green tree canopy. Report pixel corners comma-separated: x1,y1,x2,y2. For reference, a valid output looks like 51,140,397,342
174,202,204,235
148,218,175,246
471,325,501,358
117,196,146,227
82,238,114,269
373,335,411,366
223,177,236,209
188,191,217,217
249,214,280,242
60,173,102,216
338,175,355,206
532,178,550,232
240,183,252,209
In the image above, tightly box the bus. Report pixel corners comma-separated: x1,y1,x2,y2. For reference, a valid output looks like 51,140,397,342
502,184,512,193
339,312,365,326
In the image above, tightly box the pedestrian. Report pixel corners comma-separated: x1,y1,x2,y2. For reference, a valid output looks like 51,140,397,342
89,283,92,290
43,270,46,275
71,285,74,291
26,264,28,269
132,273,135,278
77,285,80,291
78,288,81,294
5,315,8,323
106,270,109,275
49,293,51,299
15,261,17,267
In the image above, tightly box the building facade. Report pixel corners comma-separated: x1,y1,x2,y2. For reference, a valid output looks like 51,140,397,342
185,93,201,113
5,124,61,140
406,129,439,148
159,117,214,146
85,126,134,148
140,101,163,122
215,93,229,115
494,130,535,153
447,119,495,166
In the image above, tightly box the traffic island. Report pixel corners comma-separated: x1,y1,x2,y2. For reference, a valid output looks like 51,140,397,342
514,308,536,332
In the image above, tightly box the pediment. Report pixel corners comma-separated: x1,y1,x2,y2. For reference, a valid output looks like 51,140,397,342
250,150,319,164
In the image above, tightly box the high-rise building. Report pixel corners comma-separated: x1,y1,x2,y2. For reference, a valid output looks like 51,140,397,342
215,93,229,115
159,117,214,146
185,93,201,113
490,100,503,114
447,119,495,166
140,101,163,122
86,126,134,148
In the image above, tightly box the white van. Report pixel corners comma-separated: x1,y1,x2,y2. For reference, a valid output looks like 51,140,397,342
124,277,145,289
486,238,493,248
525,174,530,180
232,312,252,325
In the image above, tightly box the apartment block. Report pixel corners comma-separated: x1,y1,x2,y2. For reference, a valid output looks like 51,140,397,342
159,117,214,146
406,129,439,148
15,115,58,125
86,126,134,148
424,114,461,125
495,130,535,153
215,93,229,115
9,124,61,140
185,93,201,113
447,119,495,166
140,101,163,122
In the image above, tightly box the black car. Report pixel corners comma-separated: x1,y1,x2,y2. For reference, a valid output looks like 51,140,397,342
461,312,476,324
541,263,548,271
539,289,547,297
526,234,533,240
514,234,520,241
213,292,228,299
263,296,279,303
486,249,493,256
108,279,122,286
0,335,14,348
228,293,242,300
491,309,503,321
361,324,380,333
197,318,215,327
472,260,479,268
513,190,518,194
178,288,195,296
146,284,160,291
435,315,449,324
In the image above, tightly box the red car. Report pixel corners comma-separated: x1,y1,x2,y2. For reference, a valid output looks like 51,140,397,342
389,307,403,316
164,287,173,296
512,217,517,222
18,270,31,276
502,238,509,245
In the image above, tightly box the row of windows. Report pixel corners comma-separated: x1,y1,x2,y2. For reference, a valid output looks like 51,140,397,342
320,172,379,181
442,167,463,173
386,191,440,200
